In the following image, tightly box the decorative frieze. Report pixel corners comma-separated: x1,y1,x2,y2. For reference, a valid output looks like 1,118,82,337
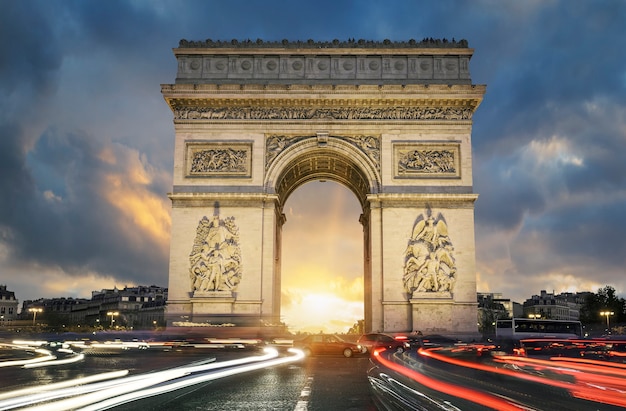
174,106,474,121
175,39,472,85
394,143,460,179
185,141,252,177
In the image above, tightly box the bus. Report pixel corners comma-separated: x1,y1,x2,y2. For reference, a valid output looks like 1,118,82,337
495,318,583,339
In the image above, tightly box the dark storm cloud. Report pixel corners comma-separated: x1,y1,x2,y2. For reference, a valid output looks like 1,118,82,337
0,123,36,223
2,127,169,284
0,2,172,291
471,2,626,152
0,3,62,100
514,201,626,269
1,0,625,303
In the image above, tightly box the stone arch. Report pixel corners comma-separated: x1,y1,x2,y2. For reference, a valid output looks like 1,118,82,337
162,38,486,337
265,135,381,209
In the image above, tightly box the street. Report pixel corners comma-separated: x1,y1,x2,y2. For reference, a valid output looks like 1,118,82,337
0,343,377,411
111,353,376,411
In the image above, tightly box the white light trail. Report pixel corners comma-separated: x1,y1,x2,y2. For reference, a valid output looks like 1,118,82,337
0,348,55,368
0,371,129,402
76,348,305,411
3,347,298,411
23,353,85,368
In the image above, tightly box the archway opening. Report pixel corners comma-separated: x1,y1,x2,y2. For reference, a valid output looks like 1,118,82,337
280,180,364,334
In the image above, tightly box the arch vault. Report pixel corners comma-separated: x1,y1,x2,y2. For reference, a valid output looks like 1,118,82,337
162,38,486,336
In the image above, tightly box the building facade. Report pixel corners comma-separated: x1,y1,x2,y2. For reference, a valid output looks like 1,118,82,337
523,290,581,321
0,285,19,324
19,285,168,330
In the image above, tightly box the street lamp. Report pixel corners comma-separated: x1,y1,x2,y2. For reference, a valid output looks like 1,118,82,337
28,307,43,326
528,313,541,319
107,311,119,328
600,311,614,334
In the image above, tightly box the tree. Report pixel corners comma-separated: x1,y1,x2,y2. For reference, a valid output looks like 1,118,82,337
579,286,626,331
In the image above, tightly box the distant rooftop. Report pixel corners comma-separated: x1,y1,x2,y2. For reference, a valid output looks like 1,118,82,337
177,38,469,49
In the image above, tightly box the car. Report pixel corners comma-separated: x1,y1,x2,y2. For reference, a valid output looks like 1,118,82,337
293,334,363,358
357,333,409,354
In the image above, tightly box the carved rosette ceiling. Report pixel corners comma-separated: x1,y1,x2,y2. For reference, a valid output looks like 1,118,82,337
265,134,380,173
403,210,457,298
189,215,242,293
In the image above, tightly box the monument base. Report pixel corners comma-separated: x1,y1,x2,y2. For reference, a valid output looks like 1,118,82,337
409,293,479,338
193,290,234,299
411,291,453,300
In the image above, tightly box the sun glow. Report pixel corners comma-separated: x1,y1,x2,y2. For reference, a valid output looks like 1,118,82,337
281,181,364,334
281,291,363,334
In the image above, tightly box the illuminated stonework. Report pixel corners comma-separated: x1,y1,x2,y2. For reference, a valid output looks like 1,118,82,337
403,210,456,296
185,142,252,177
172,105,474,121
189,215,242,294
265,134,380,172
394,143,461,178
163,39,485,336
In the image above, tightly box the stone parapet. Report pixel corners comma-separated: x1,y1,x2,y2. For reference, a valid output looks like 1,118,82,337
173,39,476,85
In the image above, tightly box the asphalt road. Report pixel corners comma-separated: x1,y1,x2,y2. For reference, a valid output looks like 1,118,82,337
0,346,378,411
111,352,377,411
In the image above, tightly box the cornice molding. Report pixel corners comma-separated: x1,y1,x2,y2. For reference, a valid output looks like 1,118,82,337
177,38,470,50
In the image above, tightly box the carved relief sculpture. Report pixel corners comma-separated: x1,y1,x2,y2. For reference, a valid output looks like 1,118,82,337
265,135,309,171
395,143,460,178
186,142,252,177
403,210,456,297
265,134,381,172
174,106,473,121
189,215,242,293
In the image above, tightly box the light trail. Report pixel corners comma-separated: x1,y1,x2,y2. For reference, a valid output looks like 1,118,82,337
0,371,129,402
371,348,531,411
76,348,305,411
1,347,303,411
0,346,56,368
23,353,85,368
371,342,626,410
0,349,278,410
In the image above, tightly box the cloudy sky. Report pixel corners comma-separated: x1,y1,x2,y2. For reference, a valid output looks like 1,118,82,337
1,1,625,332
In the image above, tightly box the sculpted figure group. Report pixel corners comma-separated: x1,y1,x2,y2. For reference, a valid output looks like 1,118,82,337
174,106,473,121
189,215,242,293
189,148,247,174
398,149,456,174
403,211,456,296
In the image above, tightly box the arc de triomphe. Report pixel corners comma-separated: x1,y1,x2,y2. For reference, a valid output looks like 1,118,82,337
161,39,485,336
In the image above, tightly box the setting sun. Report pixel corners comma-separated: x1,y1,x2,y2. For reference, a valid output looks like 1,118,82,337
281,181,364,333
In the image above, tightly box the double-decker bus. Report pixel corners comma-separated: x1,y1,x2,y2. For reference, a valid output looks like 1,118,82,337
495,318,583,339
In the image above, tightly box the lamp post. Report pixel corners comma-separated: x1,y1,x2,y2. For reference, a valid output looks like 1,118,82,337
107,311,119,328
600,311,614,334
528,313,541,319
28,307,43,326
